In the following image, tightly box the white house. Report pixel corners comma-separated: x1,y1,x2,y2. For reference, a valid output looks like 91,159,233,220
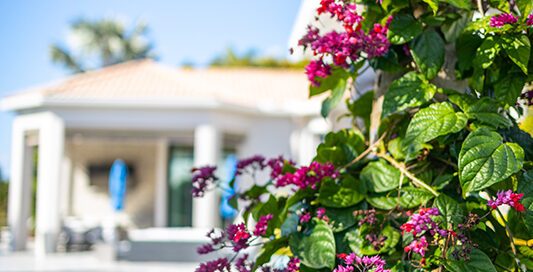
1,59,358,257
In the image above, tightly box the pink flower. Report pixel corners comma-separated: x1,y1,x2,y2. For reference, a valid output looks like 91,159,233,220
405,236,429,257
487,190,525,212
336,253,390,272
305,59,332,87
253,214,274,236
236,155,265,175
490,13,518,28
300,212,311,223
275,161,338,189
196,258,230,272
267,155,295,181
401,208,443,236
227,223,250,252
527,14,533,26
191,166,217,197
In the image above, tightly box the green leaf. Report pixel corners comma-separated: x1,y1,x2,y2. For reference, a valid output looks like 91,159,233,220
387,14,423,45
347,91,374,130
289,219,336,269
444,246,497,272
434,194,465,227
253,237,289,271
281,213,299,237
361,159,402,193
382,72,437,117
487,0,511,12
466,97,512,129
403,102,468,148
388,137,406,160
473,36,501,69
499,126,533,161
325,203,367,232
410,30,445,79
494,71,527,105
441,11,471,43
315,129,366,166
398,187,435,208
501,34,530,74
422,0,439,14
310,68,349,97
370,48,406,73
343,225,400,255
456,33,483,75
366,193,398,210
459,128,524,195
441,0,471,9
318,175,367,208
321,77,347,118
517,0,533,19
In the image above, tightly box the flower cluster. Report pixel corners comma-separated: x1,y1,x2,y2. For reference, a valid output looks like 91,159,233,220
486,190,525,212
275,161,338,189
196,258,231,272
489,13,518,28
235,254,254,272
335,253,390,272
401,208,446,258
299,1,391,86
236,155,266,175
197,229,225,255
254,214,274,236
227,223,251,252
284,257,301,272
355,209,377,226
528,14,533,26
316,207,328,221
267,155,296,181
191,166,218,197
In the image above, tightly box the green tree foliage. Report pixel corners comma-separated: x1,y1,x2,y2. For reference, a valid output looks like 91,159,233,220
50,18,156,73
209,47,308,69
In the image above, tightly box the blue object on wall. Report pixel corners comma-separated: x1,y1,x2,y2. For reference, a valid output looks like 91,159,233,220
109,159,128,211
219,155,238,219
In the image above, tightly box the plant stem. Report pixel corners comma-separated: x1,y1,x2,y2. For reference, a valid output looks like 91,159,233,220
495,208,517,256
343,132,386,169
477,0,485,17
379,154,439,197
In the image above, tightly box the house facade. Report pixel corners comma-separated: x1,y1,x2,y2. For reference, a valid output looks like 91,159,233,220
2,59,354,256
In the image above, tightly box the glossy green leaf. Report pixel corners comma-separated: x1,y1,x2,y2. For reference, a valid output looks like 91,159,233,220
459,128,524,195
517,0,533,19
347,90,374,130
398,187,435,208
473,36,500,69
410,30,445,80
501,34,530,74
382,72,437,117
465,97,512,129
289,219,336,269
403,102,468,148
361,159,402,193
315,129,366,166
321,77,347,118
318,175,367,208
441,0,471,9
456,32,483,75
444,246,497,272
499,126,533,161
422,0,439,14
442,11,471,42
325,203,367,232
387,14,423,45
487,0,511,12
310,68,349,97
494,71,527,105
343,225,400,255
434,194,465,227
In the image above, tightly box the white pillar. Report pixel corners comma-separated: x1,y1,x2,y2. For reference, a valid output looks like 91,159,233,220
192,124,220,228
154,139,169,227
7,119,33,251
34,114,65,256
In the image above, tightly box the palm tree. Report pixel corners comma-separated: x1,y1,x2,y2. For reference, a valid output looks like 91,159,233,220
50,18,155,73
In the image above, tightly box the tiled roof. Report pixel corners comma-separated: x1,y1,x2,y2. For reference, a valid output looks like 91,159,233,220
4,59,325,114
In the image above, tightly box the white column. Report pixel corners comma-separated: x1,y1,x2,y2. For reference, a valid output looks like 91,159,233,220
192,124,220,228
7,119,33,251
34,114,65,256
154,139,169,227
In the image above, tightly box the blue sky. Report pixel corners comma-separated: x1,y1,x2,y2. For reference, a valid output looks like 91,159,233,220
0,0,302,179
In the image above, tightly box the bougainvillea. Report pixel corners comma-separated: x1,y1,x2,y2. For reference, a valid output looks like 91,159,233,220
193,0,533,271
